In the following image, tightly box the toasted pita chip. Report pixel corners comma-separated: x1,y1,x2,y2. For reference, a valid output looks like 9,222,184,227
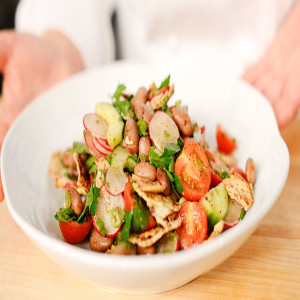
95,157,110,189
73,153,89,194
133,182,180,226
207,220,225,241
48,152,88,195
132,175,166,193
150,84,174,110
223,173,254,211
128,218,181,247
48,152,69,188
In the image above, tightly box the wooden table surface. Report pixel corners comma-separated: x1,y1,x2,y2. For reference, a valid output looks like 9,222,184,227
0,115,300,299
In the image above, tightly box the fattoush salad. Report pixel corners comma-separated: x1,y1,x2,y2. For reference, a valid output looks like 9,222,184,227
49,75,256,255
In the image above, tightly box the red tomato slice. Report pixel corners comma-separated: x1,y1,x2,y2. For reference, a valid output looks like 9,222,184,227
143,214,157,232
59,215,92,244
216,125,237,154
176,201,208,249
175,141,211,201
210,167,223,187
124,182,136,211
230,166,246,180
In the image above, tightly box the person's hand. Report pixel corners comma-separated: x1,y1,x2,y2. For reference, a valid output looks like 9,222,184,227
0,30,83,201
243,3,300,129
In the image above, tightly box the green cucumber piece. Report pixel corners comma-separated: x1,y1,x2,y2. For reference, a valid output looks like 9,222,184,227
111,145,130,169
126,156,137,173
200,182,228,227
95,103,124,148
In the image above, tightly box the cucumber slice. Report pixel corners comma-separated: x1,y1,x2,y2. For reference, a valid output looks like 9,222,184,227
200,182,228,227
111,145,130,169
95,103,124,148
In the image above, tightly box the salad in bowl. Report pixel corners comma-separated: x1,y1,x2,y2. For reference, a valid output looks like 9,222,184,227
49,75,256,255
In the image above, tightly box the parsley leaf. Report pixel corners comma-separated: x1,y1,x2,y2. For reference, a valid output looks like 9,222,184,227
113,84,126,100
240,208,246,220
55,208,77,222
158,75,170,89
113,100,135,120
68,142,90,155
149,142,181,169
137,119,148,136
174,174,183,193
216,168,230,179
85,155,96,174
96,217,107,236
121,210,133,241
78,183,100,222
132,198,149,233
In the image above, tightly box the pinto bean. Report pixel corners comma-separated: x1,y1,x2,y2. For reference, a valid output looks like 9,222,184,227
90,228,114,252
245,158,256,185
109,242,136,255
182,136,195,145
65,185,83,215
157,167,171,196
171,106,193,136
124,118,139,154
139,136,151,161
137,245,156,255
134,162,157,181
130,87,149,109
135,102,153,124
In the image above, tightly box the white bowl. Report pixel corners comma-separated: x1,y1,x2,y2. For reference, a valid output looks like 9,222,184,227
1,61,289,294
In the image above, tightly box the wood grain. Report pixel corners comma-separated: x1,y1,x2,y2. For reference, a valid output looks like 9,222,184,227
1,118,300,300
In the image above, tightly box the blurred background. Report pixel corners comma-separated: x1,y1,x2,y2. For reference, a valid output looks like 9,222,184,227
0,0,19,93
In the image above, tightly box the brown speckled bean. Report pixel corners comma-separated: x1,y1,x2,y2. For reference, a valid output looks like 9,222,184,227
139,136,151,161
90,228,114,252
134,162,157,181
137,245,156,255
245,158,256,185
65,185,83,215
135,102,153,124
171,106,193,136
130,87,148,109
157,167,171,196
124,118,139,154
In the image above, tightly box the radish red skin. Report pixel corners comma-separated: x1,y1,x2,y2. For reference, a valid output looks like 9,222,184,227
92,215,123,238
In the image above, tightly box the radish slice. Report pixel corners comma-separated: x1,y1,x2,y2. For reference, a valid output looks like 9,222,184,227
105,167,128,196
91,135,113,155
84,131,104,159
83,113,108,140
94,136,114,152
223,197,242,227
156,231,179,254
92,188,125,238
149,111,180,152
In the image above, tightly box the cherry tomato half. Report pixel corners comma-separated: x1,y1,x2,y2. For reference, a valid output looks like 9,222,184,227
59,215,92,244
176,201,208,249
216,125,237,154
175,141,211,201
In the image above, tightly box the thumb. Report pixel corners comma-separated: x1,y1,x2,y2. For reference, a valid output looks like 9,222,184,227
0,110,9,203
0,30,14,73
0,169,4,202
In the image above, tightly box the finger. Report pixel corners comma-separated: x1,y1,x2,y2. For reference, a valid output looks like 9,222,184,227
273,76,300,128
242,58,267,84
253,73,283,105
0,30,15,72
0,171,4,202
